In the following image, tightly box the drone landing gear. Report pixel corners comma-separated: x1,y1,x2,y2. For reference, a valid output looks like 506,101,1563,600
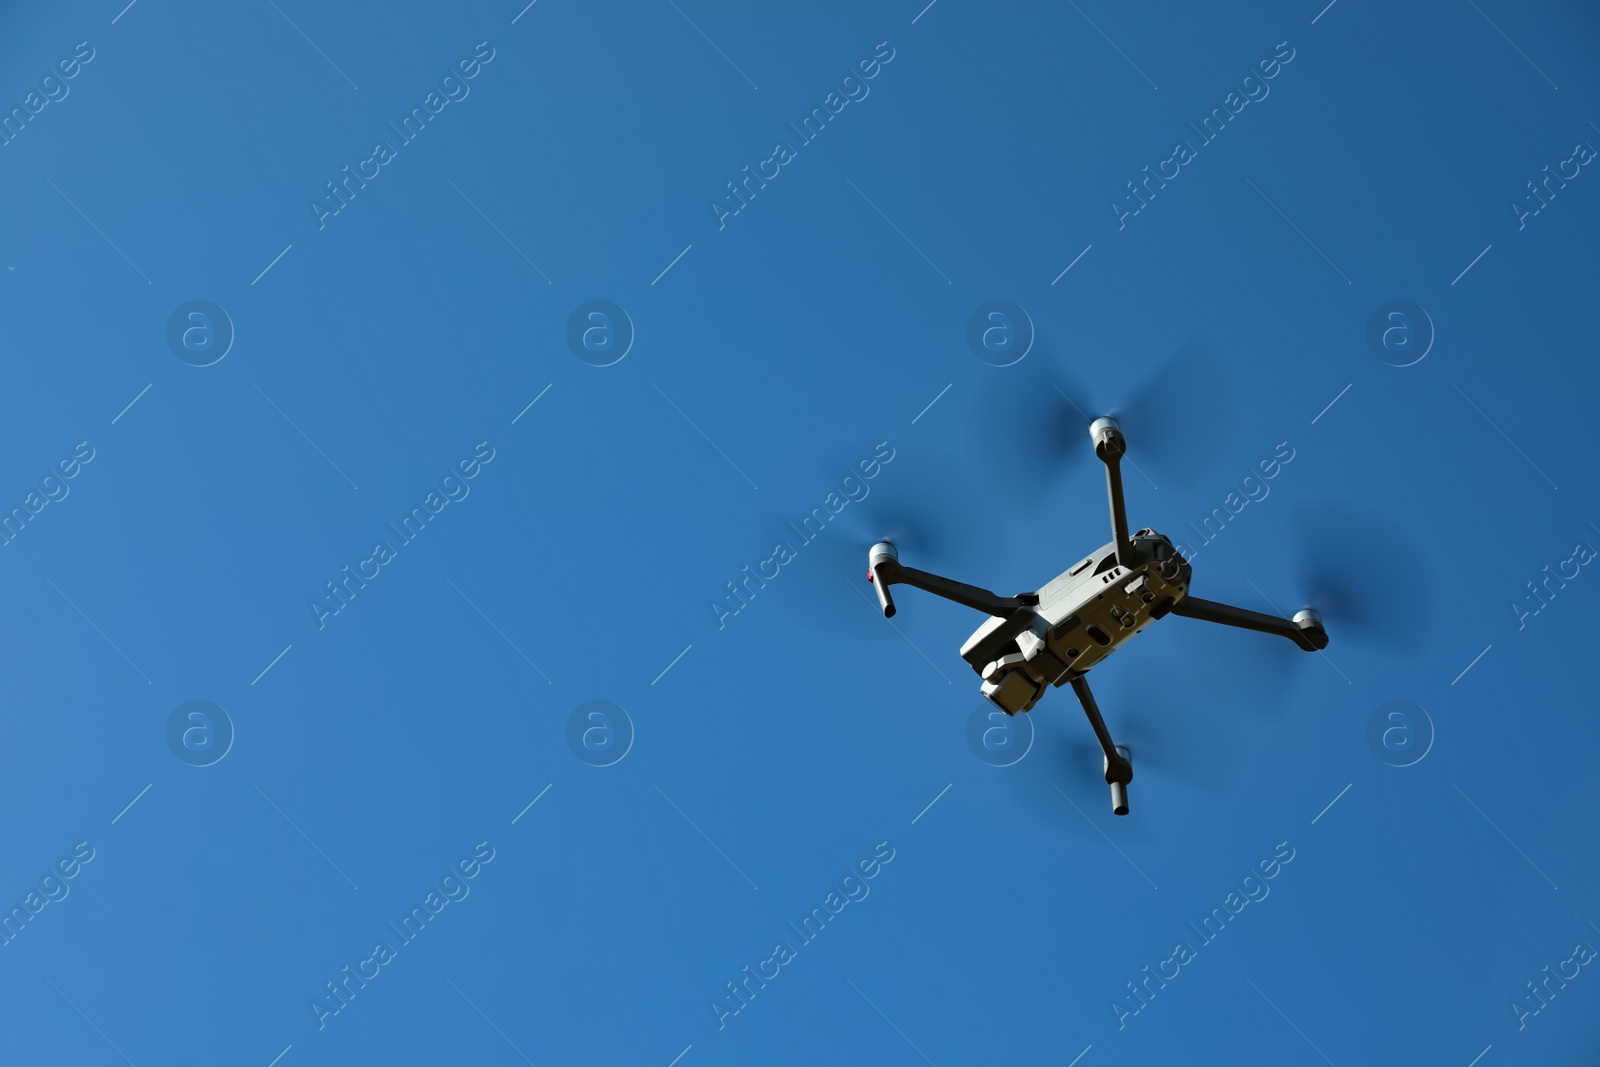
1069,675,1133,816
1169,597,1328,651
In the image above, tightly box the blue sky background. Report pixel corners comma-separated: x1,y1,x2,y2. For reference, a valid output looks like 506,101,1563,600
2,1,1598,1064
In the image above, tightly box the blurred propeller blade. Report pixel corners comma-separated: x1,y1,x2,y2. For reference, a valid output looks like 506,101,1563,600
966,350,1099,502
1293,501,1438,653
1061,694,1236,796
765,447,1010,642
1109,340,1240,486
968,338,1240,505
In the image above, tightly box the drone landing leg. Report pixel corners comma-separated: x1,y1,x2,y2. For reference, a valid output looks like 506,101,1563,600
1169,595,1328,651
1069,675,1133,816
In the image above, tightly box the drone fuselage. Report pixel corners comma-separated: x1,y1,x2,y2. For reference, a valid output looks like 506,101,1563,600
867,414,1326,815
960,529,1191,715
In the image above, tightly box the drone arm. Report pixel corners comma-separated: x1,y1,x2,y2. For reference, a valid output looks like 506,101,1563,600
870,559,1036,620
1169,595,1328,651
1090,420,1137,570
1069,675,1133,816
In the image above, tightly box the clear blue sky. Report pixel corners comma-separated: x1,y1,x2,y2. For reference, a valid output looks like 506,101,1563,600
2,1,1598,1064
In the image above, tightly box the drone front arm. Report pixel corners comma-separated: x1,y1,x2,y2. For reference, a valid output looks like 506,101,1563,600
869,550,1036,620
1169,595,1328,651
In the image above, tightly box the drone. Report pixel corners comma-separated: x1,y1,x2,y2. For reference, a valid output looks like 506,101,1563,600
867,417,1327,816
